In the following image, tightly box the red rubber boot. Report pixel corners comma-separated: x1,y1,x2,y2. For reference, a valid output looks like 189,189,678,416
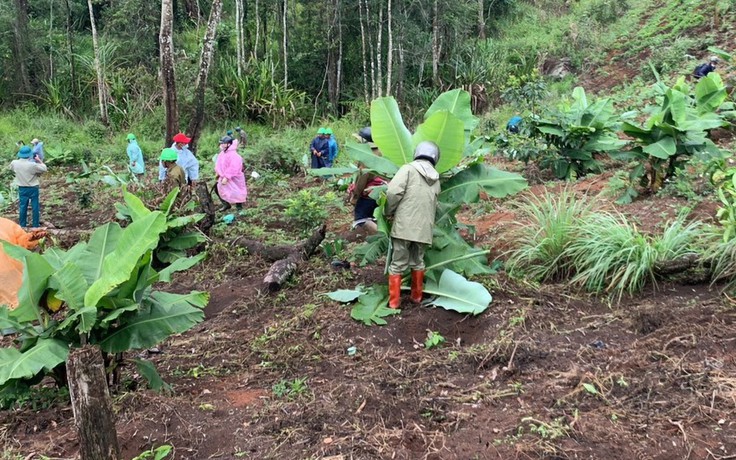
388,274,402,309
410,270,424,304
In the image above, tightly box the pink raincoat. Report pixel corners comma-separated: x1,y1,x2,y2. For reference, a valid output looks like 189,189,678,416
215,141,248,204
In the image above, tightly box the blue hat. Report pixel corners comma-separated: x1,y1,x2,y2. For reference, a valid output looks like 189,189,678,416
17,146,32,159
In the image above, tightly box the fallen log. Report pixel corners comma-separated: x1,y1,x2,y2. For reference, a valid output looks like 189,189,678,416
231,237,293,262
261,224,326,292
653,253,701,276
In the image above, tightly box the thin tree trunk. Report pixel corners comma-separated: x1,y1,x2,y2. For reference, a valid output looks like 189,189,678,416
160,0,180,146
235,0,243,77
87,0,109,125
282,0,288,89
49,0,54,80
365,0,376,100
11,0,31,94
336,0,343,109
385,0,392,96
187,0,224,153
65,0,78,106
376,1,383,98
254,0,260,60
67,346,121,460
478,0,486,39
432,0,440,86
358,0,369,104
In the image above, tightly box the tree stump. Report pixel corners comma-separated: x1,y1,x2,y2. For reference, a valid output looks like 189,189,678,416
67,346,121,460
256,224,327,292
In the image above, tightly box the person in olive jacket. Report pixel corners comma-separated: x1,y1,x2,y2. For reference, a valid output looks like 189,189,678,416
384,141,441,309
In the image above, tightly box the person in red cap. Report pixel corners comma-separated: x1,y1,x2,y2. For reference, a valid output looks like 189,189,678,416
158,132,199,185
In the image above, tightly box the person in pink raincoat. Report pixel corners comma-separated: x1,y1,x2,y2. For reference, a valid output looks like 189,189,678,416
215,135,248,211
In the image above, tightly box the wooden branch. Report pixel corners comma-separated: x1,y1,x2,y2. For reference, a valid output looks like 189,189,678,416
261,224,326,292
67,346,121,460
231,237,293,262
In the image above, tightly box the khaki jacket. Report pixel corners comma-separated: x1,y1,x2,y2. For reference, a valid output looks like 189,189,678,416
385,160,440,244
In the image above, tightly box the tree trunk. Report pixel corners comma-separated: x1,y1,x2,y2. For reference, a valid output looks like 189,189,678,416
67,346,121,460
282,0,288,89
11,0,31,95
160,0,180,146
65,0,78,106
235,0,243,76
254,0,260,60
376,1,383,98
195,181,216,235
358,0,369,104
87,0,109,125
187,0,224,153
336,0,343,110
478,0,486,39
385,0,392,96
432,0,440,86
365,0,376,100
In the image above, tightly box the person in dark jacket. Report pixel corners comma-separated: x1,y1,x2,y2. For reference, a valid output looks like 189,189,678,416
309,128,329,169
384,141,441,309
694,56,719,79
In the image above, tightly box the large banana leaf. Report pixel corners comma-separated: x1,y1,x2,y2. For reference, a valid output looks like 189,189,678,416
695,73,727,114
85,212,167,308
123,190,152,220
345,142,399,176
99,290,208,353
0,339,69,386
643,137,676,159
424,269,492,315
425,89,479,133
14,253,54,323
425,225,493,281
439,163,528,204
155,253,208,283
49,262,88,312
413,110,465,173
77,223,123,285
350,285,400,326
370,97,414,167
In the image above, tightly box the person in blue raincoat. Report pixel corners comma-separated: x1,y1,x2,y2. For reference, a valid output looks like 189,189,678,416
506,116,523,134
126,133,145,176
325,128,339,167
309,128,329,169
30,138,45,162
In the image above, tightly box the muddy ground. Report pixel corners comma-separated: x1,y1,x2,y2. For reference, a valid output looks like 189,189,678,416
2,164,736,460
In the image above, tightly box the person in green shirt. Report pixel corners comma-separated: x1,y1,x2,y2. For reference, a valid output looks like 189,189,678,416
160,148,185,192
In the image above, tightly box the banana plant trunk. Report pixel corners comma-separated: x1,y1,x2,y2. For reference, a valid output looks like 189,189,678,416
67,346,121,460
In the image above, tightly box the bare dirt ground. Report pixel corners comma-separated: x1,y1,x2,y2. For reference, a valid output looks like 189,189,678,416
2,163,736,460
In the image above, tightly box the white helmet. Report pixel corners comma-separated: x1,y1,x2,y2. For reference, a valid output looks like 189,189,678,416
710,56,720,63
413,141,440,166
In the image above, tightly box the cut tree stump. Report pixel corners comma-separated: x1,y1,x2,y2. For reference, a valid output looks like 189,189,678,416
260,224,326,292
196,181,217,235
67,346,121,460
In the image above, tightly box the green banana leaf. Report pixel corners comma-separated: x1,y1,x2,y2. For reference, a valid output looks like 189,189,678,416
77,223,123,285
325,289,364,303
123,190,153,220
424,89,479,133
424,269,492,315
14,253,54,323
49,262,88,312
643,137,676,159
132,358,171,393
413,110,465,173
345,142,399,176
370,97,414,167
99,290,208,353
439,163,528,204
0,338,69,386
85,212,167,308
695,73,727,114
350,285,400,326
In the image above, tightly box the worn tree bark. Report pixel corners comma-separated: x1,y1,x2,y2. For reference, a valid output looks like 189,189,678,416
195,181,216,235
87,0,108,125
160,0,180,146
261,224,326,292
187,0,224,152
67,346,121,460
431,0,440,86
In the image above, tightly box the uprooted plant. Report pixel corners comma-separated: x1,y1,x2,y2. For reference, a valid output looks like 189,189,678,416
0,207,208,405
316,89,528,324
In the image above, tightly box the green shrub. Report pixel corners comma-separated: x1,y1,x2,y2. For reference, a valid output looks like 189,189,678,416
247,137,304,174
284,189,338,234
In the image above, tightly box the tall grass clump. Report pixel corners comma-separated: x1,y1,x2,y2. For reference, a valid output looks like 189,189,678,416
703,228,736,292
566,213,701,297
505,189,594,282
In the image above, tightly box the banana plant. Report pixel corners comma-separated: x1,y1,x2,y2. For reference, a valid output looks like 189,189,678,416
325,89,527,322
0,210,208,398
618,73,730,200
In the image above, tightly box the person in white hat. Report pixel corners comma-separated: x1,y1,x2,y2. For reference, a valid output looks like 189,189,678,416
30,138,45,162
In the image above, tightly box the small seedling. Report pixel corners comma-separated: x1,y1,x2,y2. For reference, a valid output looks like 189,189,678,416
131,445,173,460
424,330,446,349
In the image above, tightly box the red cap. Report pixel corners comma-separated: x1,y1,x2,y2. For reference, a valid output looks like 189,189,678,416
172,133,191,143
